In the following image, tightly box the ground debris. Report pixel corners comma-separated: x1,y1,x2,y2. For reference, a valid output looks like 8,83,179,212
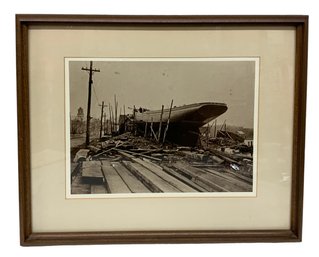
71,130,254,194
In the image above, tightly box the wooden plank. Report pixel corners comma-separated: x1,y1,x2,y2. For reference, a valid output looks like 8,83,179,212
122,161,161,192
205,168,252,191
118,149,162,162
82,167,104,179
161,165,207,192
180,151,209,162
211,155,225,164
122,161,180,193
91,184,107,194
112,162,151,193
71,176,91,194
82,160,102,169
209,149,242,165
81,161,104,184
142,158,163,170
82,161,104,178
172,162,229,192
200,170,247,192
226,170,253,184
101,161,131,193
233,153,253,160
191,162,224,168
133,158,197,192
71,162,81,182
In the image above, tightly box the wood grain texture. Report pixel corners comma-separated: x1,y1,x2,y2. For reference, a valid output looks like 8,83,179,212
111,162,151,193
101,161,131,193
16,15,32,246
16,14,308,246
290,17,309,242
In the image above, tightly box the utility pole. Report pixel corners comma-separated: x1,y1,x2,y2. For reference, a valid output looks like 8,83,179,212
114,94,118,132
81,61,100,147
99,101,106,139
133,105,136,135
108,102,112,133
103,113,107,134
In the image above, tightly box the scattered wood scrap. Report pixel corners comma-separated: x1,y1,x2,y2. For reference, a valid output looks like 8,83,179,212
71,131,254,194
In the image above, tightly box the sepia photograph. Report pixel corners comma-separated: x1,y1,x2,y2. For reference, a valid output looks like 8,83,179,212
66,58,259,197
15,14,308,246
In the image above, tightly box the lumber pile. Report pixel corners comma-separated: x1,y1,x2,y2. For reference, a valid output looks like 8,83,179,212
71,131,254,194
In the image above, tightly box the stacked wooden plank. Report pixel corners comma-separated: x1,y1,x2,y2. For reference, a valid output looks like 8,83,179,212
111,162,151,193
79,161,108,194
169,161,252,192
72,154,252,194
81,161,105,184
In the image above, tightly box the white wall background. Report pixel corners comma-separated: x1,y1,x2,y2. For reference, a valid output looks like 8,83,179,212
0,0,317,256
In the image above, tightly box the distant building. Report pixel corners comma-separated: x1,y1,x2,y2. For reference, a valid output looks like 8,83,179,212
77,107,84,122
71,107,85,134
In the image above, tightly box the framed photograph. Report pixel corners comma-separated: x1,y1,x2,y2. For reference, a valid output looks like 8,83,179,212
16,14,308,245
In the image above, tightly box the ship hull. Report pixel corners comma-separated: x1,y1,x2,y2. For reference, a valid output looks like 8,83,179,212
134,102,227,146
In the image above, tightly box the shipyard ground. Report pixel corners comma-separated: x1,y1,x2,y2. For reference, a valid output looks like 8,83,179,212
70,132,253,194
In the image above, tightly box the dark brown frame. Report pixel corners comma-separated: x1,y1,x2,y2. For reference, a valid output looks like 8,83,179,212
16,14,308,246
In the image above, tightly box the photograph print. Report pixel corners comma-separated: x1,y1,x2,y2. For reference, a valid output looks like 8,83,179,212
66,57,259,197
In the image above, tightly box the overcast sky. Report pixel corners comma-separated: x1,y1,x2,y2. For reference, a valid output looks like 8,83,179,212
68,59,256,128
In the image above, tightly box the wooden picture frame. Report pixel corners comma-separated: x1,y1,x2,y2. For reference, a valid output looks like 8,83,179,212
16,14,308,245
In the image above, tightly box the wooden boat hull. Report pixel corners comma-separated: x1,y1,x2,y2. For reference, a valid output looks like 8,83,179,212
134,102,227,146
